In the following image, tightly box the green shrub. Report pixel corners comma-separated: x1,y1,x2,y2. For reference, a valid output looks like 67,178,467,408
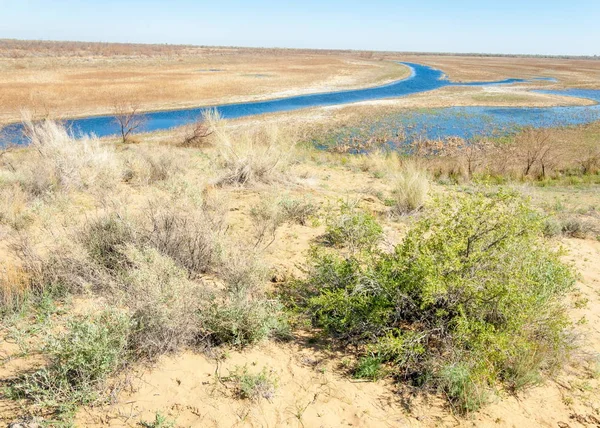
353,356,385,380
279,197,318,226
293,190,575,412
9,309,131,414
81,213,135,271
120,246,204,359
201,291,288,346
227,365,278,401
323,201,382,252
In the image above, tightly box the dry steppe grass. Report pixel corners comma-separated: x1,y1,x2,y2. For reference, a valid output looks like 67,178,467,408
3,40,600,126
0,40,409,123
395,54,600,88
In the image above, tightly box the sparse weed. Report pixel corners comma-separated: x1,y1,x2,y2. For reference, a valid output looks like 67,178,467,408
138,412,176,428
250,198,285,249
228,365,278,401
279,197,318,226
8,309,131,416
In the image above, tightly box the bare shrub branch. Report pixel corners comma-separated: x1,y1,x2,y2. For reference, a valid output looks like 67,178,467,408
112,102,147,143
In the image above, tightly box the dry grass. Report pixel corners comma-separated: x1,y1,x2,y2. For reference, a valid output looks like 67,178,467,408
392,161,430,214
0,262,31,313
0,41,409,123
16,115,120,194
395,54,600,88
2,41,599,126
210,112,297,186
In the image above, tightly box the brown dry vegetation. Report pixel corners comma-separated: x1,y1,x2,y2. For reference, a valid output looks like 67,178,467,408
2,40,600,126
395,54,600,88
0,40,409,124
0,108,599,426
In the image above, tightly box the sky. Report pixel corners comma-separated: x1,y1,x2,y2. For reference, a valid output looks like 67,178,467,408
1,0,599,56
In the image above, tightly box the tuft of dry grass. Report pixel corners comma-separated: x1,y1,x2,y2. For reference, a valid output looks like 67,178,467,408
0,262,32,314
356,149,401,178
123,145,182,185
208,112,297,186
119,245,205,359
392,162,430,214
141,202,226,278
18,115,120,194
0,184,33,230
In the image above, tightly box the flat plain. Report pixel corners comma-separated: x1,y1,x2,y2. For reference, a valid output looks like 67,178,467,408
2,40,600,124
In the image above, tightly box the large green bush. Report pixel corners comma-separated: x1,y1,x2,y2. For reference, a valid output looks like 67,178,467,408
293,190,575,412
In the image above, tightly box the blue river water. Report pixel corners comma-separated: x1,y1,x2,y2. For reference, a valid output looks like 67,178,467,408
2,62,600,145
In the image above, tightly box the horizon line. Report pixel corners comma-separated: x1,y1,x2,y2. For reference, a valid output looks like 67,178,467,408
2,38,598,60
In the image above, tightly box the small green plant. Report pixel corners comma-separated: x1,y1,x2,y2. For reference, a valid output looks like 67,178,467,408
353,356,385,380
8,309,131,416
138,411,176,428
228,365,278,401
323,201,382,252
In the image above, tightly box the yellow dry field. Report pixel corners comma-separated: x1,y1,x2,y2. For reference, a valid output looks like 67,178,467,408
395,54,600,88
2,41,600,126
0,43,409,123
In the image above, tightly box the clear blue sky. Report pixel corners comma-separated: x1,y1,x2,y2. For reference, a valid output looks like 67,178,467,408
1,0,599,55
